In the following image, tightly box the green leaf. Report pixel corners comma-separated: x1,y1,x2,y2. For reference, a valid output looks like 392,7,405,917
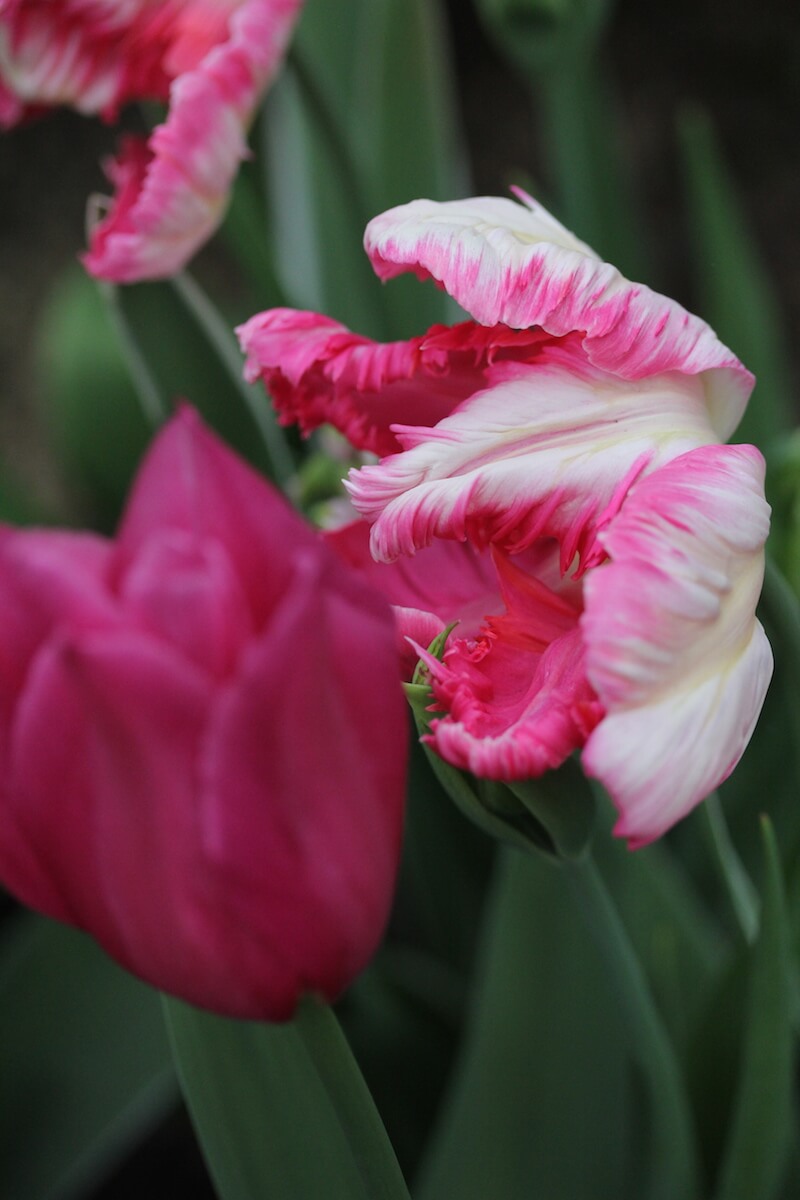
264,0,467,342
163,996,410,1200
351,0,468,336
0,913,176,1200
416,850,648,1200
404,682,570,857
713,818,795,1200
678,107,792,455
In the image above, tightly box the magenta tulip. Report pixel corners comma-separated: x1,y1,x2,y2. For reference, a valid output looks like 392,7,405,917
0,407,407,1018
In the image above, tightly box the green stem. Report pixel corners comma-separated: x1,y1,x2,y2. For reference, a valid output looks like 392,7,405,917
565,855,700,1200
701,792,759,944
99,282,167,428
170,271,295,491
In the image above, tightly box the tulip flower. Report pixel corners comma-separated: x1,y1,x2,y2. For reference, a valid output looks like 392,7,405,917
0,407,407,1017
239,191,773,846
0,0,303,281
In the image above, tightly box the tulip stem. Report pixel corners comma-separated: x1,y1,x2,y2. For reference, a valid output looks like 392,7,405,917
170,271,295,491
701,792,759,944
565,854,700,1200
100,282,167,427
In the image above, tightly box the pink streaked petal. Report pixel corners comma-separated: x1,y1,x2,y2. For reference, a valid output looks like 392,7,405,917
581,443,772,844
364,193,753,440
83,0,302,282
348,352,718,565
583,623,773,848
0,1,174,121
237,308,551,457
426,625,602,781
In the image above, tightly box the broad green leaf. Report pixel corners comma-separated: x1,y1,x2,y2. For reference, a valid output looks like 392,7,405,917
164,997,410,1200
264,0,467,342
0,913,176,1200
593,796,727,1054
262,63,387,338
352,0,468,336
537,56,649,279
678,108,792,455
400,733,495,973
713,819,795,1200
416,850,656,1200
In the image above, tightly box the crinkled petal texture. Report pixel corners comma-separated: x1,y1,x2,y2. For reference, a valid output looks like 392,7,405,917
364,192,753,439
419,548,603,779
0,407,406,1019
83,0,302,281
237,308,551,457
325,519,502,677
581,444,773,847
349,345,725,569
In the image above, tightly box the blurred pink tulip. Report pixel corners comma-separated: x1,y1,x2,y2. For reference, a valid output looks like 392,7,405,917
0,0,302,281
0,407,407,1018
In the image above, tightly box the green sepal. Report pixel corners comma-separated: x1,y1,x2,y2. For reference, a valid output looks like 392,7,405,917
404,632,595,860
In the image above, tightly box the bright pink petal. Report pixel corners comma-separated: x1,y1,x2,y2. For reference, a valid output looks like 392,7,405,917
200,545,407,1018
115,404,315,631
348,343,719,567
326,518,501,676
581,444,772,845
420,548,602,779
4,628,215,987
83,0,302,282
364,192,753,440
237,307,550,457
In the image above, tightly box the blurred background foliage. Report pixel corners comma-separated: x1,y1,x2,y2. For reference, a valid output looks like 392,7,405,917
1,0,799,1197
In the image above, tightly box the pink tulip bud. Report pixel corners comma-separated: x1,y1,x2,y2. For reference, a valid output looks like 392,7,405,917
0,407,407,1019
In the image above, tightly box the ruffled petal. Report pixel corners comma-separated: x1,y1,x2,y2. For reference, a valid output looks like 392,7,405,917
364,192,753,440
0,1,174,123
325,519,501,676
419,547,602,779
348,342,718,566
237,307,550,456
83,0,302,281
581,443,773,846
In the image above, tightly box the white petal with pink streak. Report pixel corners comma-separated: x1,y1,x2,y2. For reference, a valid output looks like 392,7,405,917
581,443,772,846
83,0,302,282
364,192,753,440
348,347,719,567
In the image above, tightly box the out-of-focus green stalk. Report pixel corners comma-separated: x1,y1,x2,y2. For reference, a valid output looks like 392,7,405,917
170,271,295,491
566,854,700,1200
100,282,167,428
701,794,759,945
